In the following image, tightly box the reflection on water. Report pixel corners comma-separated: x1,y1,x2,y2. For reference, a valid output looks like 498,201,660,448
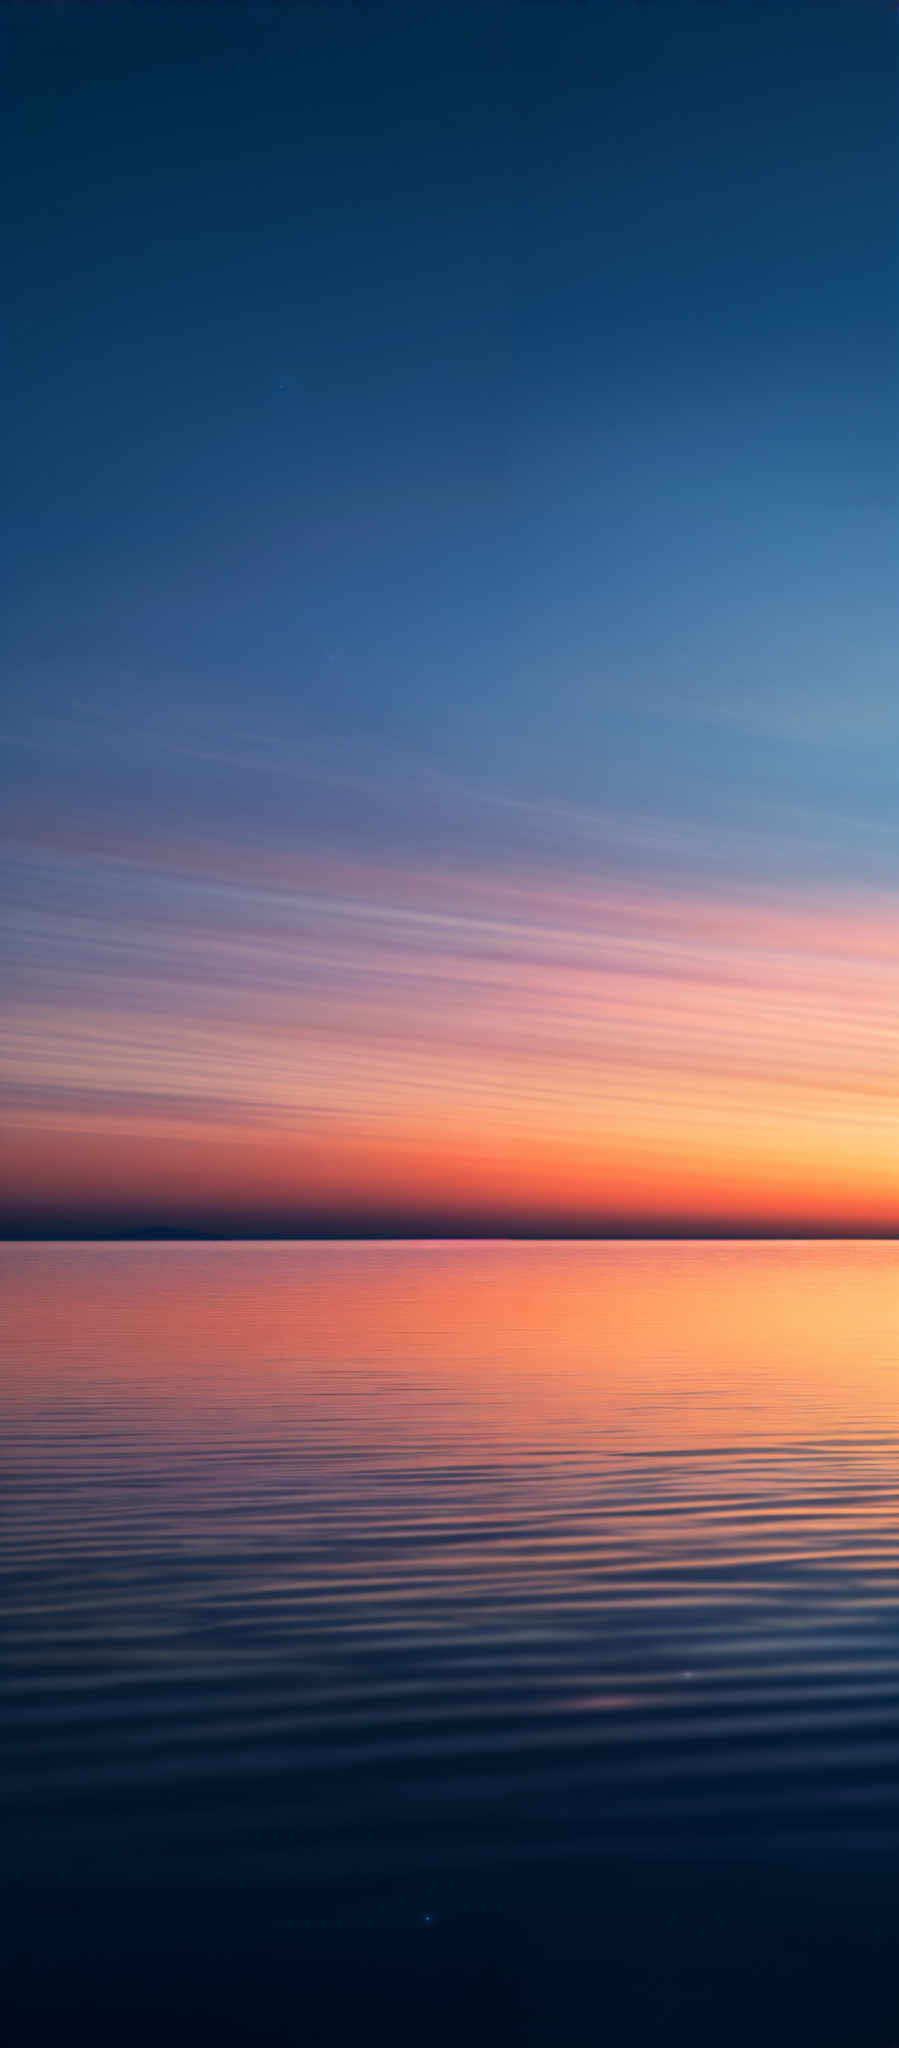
3,1241,899,2043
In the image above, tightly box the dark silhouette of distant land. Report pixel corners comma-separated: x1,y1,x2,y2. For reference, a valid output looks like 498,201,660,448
0,1207,895,1242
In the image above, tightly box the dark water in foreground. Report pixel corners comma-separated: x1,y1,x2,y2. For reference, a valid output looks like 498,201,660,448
3,1240,899,2045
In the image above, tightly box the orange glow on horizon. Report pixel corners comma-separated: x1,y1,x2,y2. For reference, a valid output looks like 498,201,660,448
3,852,898,1232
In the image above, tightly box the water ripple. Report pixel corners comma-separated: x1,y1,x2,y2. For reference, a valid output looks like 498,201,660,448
3,1240,899,1888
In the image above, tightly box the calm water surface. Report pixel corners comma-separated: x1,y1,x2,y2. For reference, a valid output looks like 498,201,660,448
3,1241,899,2044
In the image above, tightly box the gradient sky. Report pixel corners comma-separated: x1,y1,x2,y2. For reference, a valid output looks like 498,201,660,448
3,0,897,1233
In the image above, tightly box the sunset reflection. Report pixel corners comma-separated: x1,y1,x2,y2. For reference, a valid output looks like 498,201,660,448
6,1241,899,1467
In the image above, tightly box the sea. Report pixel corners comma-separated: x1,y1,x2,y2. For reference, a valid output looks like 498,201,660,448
3,1239,899,2045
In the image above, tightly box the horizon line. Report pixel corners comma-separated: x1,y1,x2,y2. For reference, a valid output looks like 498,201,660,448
3,1228,898,1245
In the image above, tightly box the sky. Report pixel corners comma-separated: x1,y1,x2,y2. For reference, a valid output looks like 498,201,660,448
2,0,897,1235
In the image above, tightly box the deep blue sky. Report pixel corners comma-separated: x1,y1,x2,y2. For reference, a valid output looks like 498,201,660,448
4,0,896,888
